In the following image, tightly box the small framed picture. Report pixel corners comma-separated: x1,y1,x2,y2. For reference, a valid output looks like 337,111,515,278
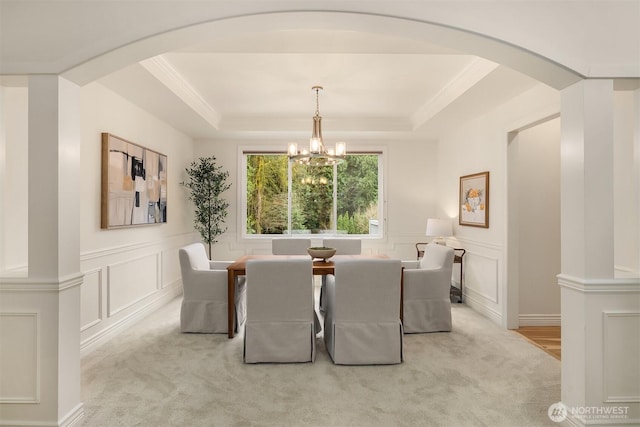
459,171,489,228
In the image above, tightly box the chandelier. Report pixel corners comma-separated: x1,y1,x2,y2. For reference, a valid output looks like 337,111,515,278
288,86,346,166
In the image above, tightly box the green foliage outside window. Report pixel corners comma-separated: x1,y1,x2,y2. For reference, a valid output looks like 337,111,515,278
336,155,379,234
292,164,333,232
246,155,288,234
246,153,379,235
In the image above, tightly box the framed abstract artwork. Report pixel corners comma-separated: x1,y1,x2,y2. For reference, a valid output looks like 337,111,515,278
101,133,167,228
459,171,489,228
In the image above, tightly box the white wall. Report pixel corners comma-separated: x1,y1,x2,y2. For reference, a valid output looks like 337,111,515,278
193,137,439,262
77,82,197,354
0,86,28,274
614,89,640,277
515,117,561,324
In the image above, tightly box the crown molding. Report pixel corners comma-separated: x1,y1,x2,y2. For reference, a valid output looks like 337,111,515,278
140,55,221,129
411,57,499,129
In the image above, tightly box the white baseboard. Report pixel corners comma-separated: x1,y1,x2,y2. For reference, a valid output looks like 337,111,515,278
80,284,181,358
463,293,503,326
0,402,84,427
62,402,85,427
518,314,561,327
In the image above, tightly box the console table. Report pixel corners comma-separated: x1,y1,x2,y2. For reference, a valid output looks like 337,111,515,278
415,243,465,303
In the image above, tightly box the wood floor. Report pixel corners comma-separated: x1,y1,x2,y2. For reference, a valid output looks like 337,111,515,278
514,326,561,360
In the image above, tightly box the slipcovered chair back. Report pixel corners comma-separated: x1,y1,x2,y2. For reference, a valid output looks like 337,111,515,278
321,238,362,255
180,242,210,275
178,243,246,333
318,238,362,312
324,258,403,365
271,238,312,255
244,258,316,363
419,243,453,271
402,243,454,333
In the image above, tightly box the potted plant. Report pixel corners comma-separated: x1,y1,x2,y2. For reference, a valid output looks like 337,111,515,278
181,156,231,257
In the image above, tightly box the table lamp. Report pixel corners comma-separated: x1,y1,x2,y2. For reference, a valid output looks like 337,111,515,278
426,218,452,245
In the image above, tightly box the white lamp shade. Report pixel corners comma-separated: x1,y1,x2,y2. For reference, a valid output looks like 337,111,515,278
426,218,453,238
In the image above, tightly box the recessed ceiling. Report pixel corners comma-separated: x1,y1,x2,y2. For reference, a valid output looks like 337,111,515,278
97,28,541,141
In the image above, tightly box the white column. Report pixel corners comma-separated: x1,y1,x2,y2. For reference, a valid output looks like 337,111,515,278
559,79,640,425
0,87,5,272
0,76,84,426
28,76,81,280
560,80,614,278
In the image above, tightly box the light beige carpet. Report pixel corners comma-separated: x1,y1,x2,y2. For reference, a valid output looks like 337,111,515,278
80,295,560,426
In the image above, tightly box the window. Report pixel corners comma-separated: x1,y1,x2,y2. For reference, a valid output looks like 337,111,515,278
242,151,382,237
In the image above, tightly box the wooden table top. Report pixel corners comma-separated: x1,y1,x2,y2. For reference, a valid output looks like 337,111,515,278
227,254,389,275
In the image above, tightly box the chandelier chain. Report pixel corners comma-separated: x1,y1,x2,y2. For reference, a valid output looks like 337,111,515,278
314,86,321,117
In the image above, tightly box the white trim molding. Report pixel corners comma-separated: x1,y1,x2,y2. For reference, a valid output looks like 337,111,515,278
518,314,561,326
80,281,181,357
0,272,84,292
603,311,640,403
0,312,39,404
557,274,640,293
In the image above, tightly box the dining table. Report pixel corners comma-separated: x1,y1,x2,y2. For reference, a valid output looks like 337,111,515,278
226,254,395,338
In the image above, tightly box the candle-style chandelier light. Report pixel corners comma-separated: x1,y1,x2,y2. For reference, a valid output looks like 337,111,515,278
288,86,346,166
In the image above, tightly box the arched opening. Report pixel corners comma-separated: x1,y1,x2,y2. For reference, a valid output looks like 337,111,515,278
507,114,562,330
63,11,581,89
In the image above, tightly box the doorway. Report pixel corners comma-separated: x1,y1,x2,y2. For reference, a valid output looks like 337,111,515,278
507,116,561,331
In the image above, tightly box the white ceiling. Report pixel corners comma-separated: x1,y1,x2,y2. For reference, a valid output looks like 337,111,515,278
97,28,542,141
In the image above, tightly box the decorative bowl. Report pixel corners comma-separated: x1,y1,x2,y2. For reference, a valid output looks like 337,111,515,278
307,247,336,261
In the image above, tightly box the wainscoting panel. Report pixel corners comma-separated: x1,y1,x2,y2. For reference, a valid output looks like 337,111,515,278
162,247,180,289
603,311,640,402
0,312,39,403
450,237,505,326
80,268,102,331
107,253,159,317
465,252,499,304
80,234,194,356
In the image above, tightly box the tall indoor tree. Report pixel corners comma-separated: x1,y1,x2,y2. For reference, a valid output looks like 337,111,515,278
181,156,231,257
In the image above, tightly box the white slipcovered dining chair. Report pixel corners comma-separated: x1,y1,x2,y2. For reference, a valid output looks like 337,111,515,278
178,243,246,333
319,238,362,312
321,238,362,255
271,237,311,255
324,258,403,365
244,258,317,363
401,243,455,333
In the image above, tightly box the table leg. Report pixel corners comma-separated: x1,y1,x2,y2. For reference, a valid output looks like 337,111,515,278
399,267,404,322
227,271,236,339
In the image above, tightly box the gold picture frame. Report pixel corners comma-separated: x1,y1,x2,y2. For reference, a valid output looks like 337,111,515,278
459,171,489,228
101,133,167,229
